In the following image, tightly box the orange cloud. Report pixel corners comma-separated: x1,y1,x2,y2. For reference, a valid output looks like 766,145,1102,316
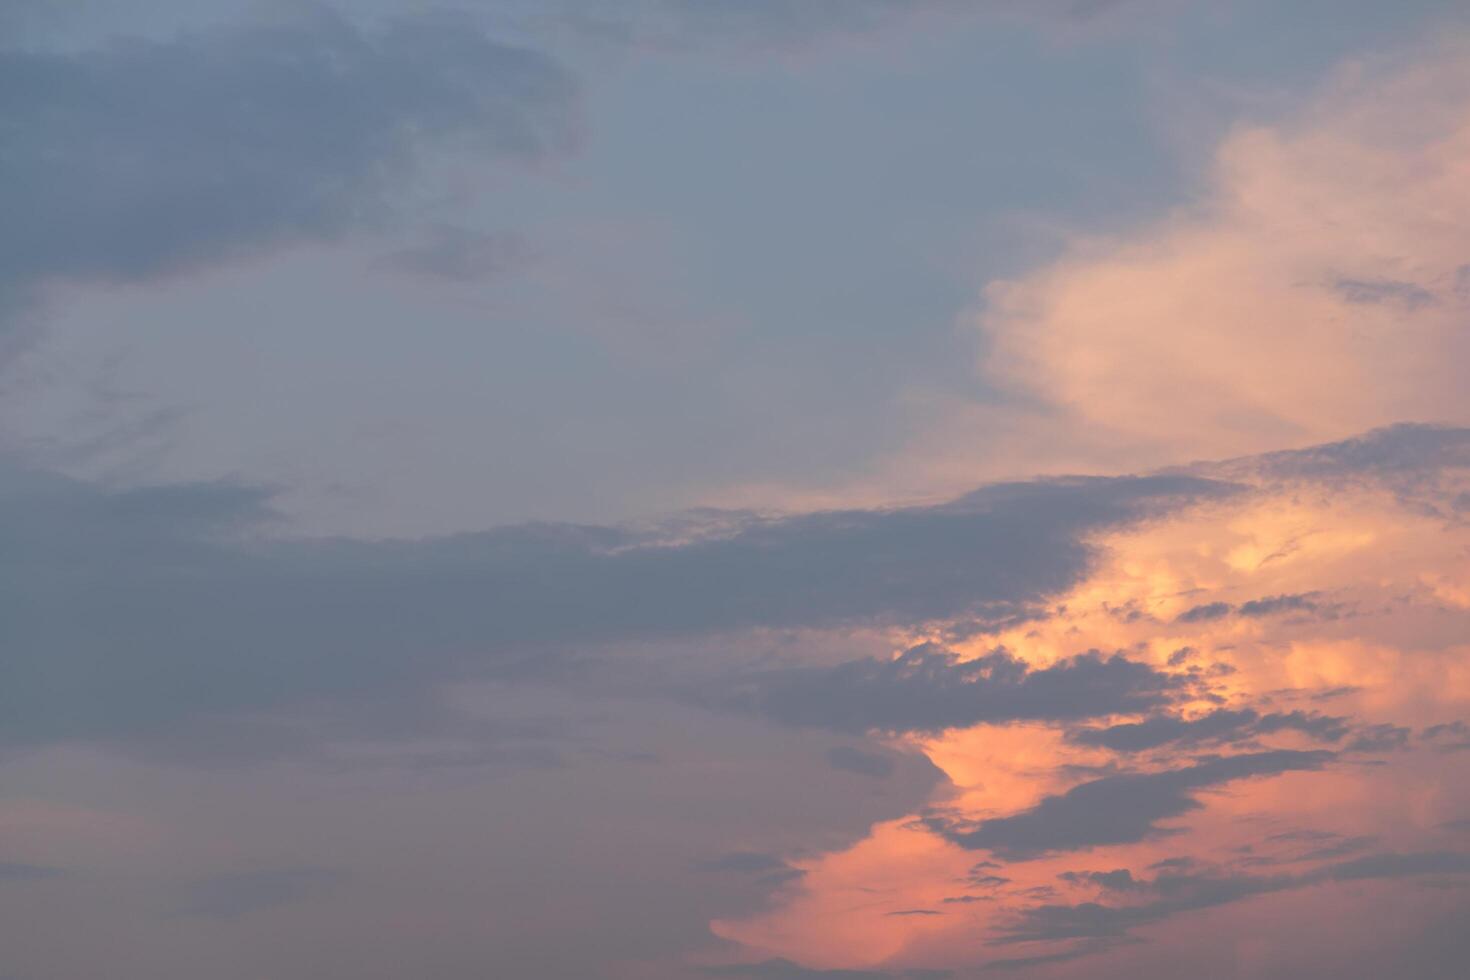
974,36,1470,470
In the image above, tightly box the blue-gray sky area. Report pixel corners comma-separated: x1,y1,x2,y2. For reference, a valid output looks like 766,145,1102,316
1,3,1468,978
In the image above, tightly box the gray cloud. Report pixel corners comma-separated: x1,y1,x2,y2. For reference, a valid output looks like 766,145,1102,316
0,8,576,333
1346,723,1413,753
0,462,1224,752
1068,708,1350,752
1332,277,1437,311
1174,601,1232,623
925,750,1335,860
1057,868,1144,892
997,851,1470,946
707,644,1182,735
1197,424,1470,516
1422,722,1470,753
1175,592,1328,624
1238,593,1324,617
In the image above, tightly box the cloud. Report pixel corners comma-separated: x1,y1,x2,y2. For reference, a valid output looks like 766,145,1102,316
1199,425,1470,513
972,39,1470,468
997,851,1470,946
925,750,1335,860
0,461,1223,753
1174,601,1232,623
707,644,1182,734
1057,869,1144,892
0,7,576,337
1068,708,1349,752
1332,277,1438,310
1422,721,1470,753
1345,723,1413,753
1237,593,1323,617
1175,592,1327,623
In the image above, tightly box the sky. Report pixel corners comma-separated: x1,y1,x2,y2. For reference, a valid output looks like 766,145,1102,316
1,2,1468,977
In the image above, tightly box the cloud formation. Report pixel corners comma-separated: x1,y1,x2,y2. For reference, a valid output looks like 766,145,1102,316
0,7,576,338
709,644,1181,734
0,459,1224,751
1068,708,1349,752
972,41,1470,468
1000,850,1470,945
925,750,1335,860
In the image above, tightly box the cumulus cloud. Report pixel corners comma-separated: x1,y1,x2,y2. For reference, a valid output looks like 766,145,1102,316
970,40,1470,469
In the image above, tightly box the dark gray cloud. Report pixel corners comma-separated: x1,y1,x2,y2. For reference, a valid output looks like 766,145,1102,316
925,750,1335,860
1183,425,1470,596
997,851,1470,946
1332,277,1437,310
1422,722,1470,753
1057,869,1144,892
1175,592,1327,623
1175,601,1232,623
0,7,576,331
1068,708,1350,752
1238,593,1324,617
1346,723,1413,753
0,461,1225,752
1198,424,1470,516
708,644,1182,734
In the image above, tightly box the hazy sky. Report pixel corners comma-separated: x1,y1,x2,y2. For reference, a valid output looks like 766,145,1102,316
2,2,1468,978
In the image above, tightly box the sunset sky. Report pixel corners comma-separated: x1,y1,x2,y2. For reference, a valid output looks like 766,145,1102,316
2,2,1468,978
